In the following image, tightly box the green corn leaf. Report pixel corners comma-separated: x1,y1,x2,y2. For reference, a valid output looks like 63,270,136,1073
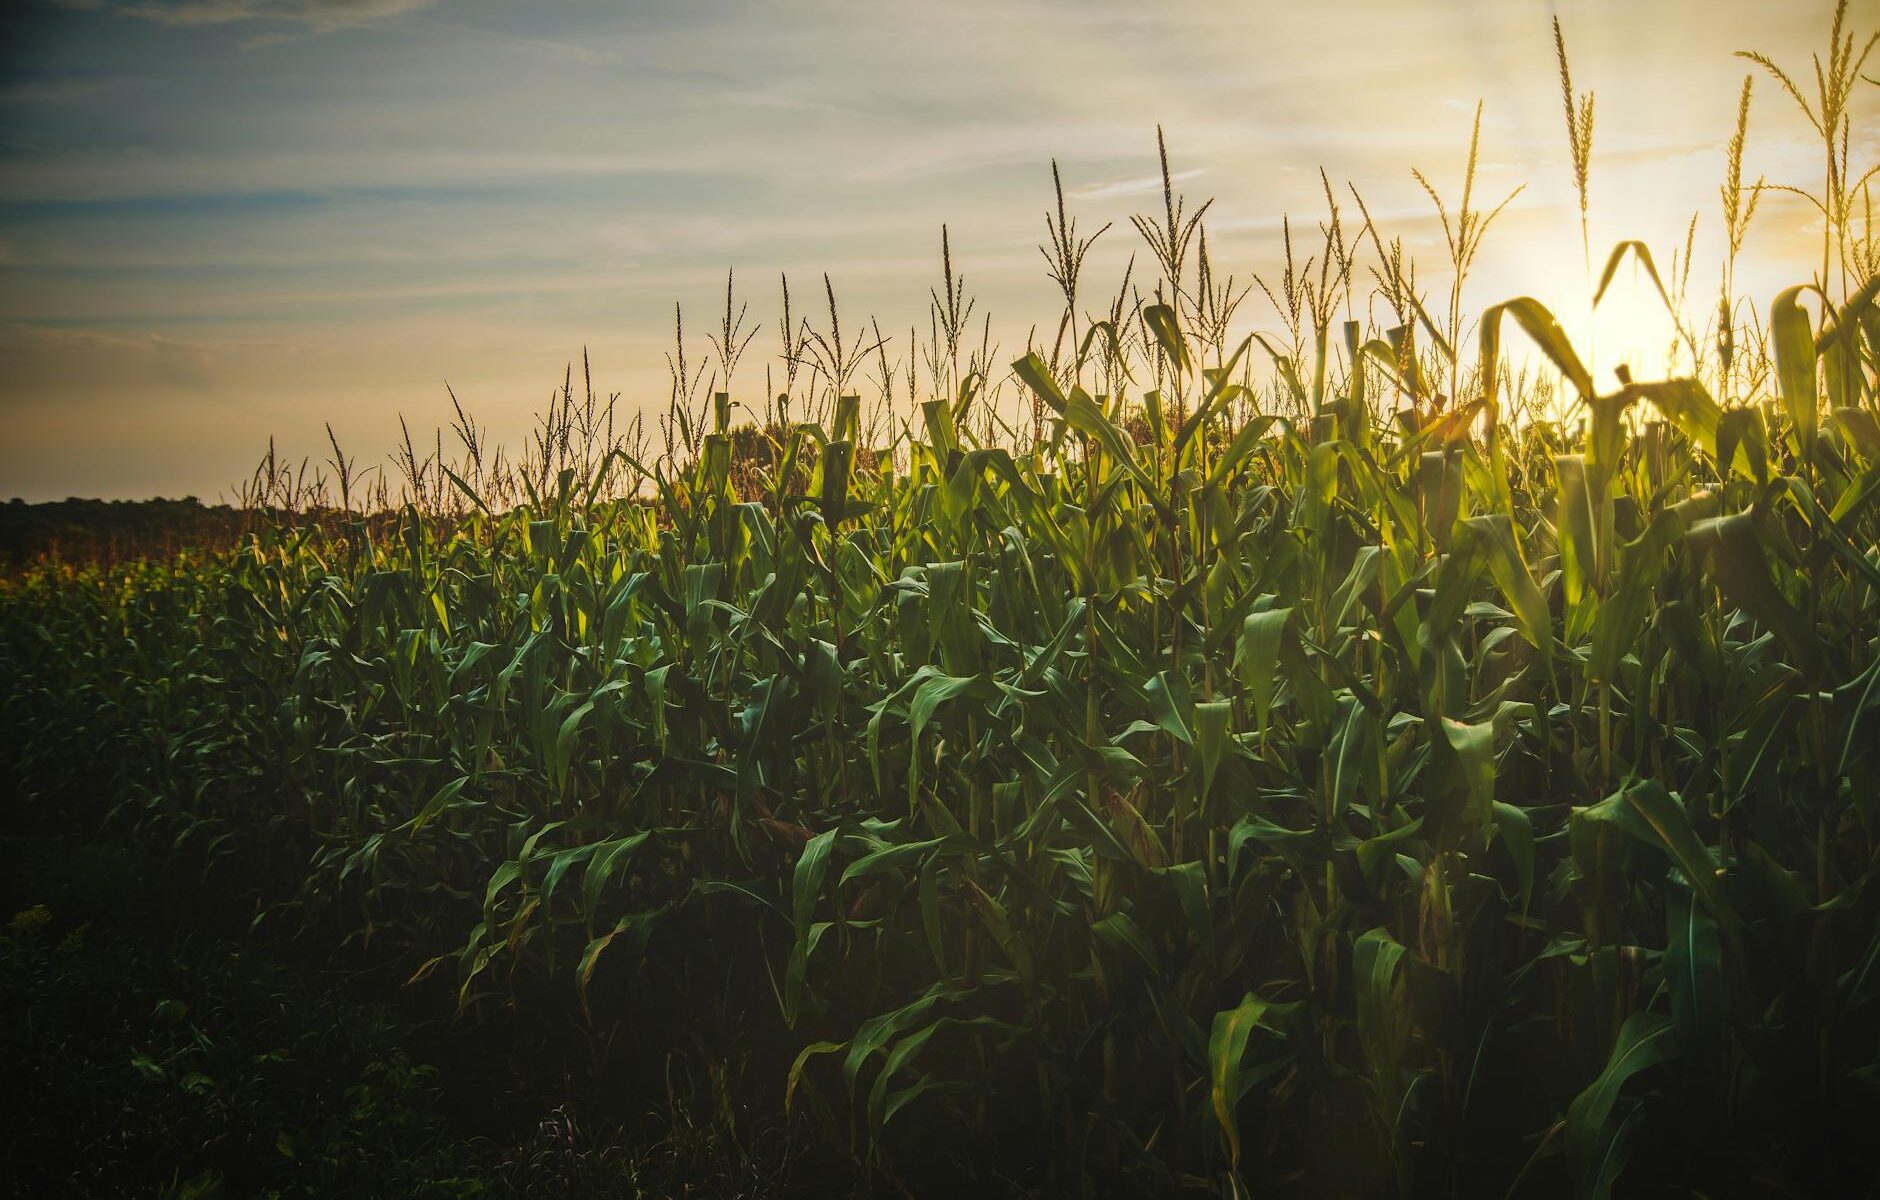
840,836,949,887
1010,352,1068,416
1356,815,1425,890
1480,296,1593,405
1565,1011,1679,1188
582,832,652,929
1491,800,1535,913
1554,454,1601,606
791,828,837,945
576,907,664,1023
1588,510,1681,686
1145,671,1194,745
1353,928,1411,1120
1620,781,1740,944
1143,303,1191,378
1443,716,1496,828
1208,992,1271,1168
1665,875,1724,1048
784,1040,847,1114
1631,379,1722,460
843,992,943,1094
1715,407,1769,482
1194,700,1233,802
1235,606,1294,738
1091,910,1160,977
1832,407,1880,460
1687,512,1819,671
1458,514,1552,654
1770,285,1819,453
1593,240,1676,315
405,775,469,833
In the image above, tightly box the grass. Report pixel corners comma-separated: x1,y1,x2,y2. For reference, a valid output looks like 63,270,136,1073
4,5,1880,1197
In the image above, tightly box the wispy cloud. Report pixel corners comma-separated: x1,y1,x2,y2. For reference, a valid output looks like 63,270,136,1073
1070,168,1208,203
100,0,433,27
0,76,128,105
58,0,437,41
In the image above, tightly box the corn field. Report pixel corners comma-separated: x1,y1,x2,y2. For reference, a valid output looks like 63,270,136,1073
6,9,1880,1198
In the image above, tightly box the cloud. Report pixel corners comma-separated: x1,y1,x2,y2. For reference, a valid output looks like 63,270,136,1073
72,0,437,33
0,76,128,105
0,324,221,394
1070,168,1208,203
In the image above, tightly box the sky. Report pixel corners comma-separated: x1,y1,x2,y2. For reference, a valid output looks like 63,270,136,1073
0,0,1868,502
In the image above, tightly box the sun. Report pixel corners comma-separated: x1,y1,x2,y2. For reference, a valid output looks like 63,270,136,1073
1481,226,1697,427
1518,244,1689,396
1587,269,1686,385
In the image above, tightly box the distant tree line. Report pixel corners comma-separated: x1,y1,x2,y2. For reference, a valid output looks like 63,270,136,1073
0,498,249,568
